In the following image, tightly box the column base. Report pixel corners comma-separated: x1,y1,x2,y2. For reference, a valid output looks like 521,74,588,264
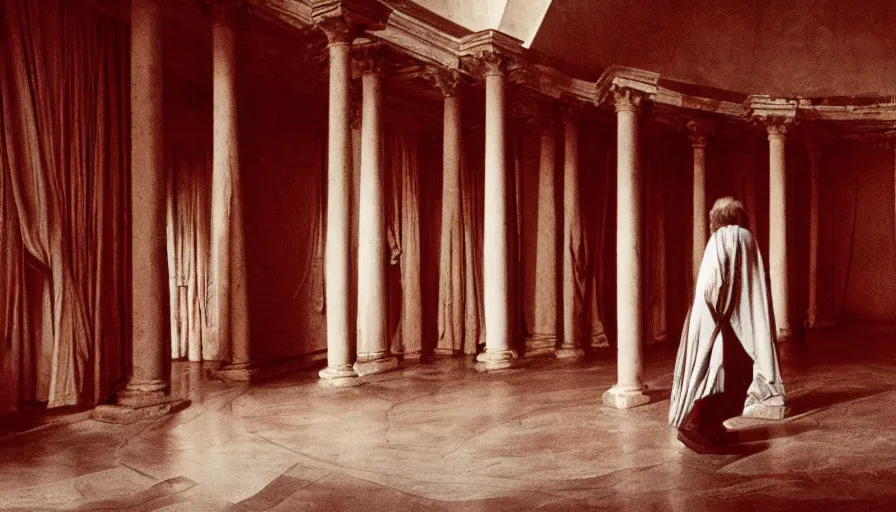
776,326,793,342
524,335,556,358
212,361,259,383
555,346,585,360
354,356,399,376
318,365,362,388
474,349,518,371
433,347,455,357
398,352,423,363
602,384,650,410
590,334,610,349
91,382,188,425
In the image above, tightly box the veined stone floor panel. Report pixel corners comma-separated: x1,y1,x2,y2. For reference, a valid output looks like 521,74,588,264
2,324,896,510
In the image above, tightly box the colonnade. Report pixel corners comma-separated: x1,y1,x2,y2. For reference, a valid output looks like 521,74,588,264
115,2,803,417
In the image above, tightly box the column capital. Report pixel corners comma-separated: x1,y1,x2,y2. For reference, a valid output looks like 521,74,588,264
612,87,644,114
805,141,822,161
529,102,559,136
764,117,795,138
317,16,355,45
686,119,712,148
559,103,585,123
201,0,245,25
353,43,387,76
426,67,462,98
462,50,509,78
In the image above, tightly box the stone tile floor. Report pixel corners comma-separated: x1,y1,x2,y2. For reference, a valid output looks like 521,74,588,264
3,323,896,511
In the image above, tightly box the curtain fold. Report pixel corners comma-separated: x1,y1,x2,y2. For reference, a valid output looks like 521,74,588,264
643,140,668,345
0,0,128,412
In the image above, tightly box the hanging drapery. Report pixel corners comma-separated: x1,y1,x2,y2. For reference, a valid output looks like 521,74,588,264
643,141,668,345
0,0,128,412
582,146,612,348
166,148,211,361
385,130,423,358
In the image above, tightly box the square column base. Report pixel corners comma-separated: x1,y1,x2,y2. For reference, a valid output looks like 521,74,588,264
212,361,259,383
555,346,585,360
474,349,518,371
318,366,362,388
354,356,399,376
92,389,189,425
602,384,650,410
524,335,556,358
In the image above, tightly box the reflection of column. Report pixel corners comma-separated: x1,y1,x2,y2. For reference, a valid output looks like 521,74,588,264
94,0,184,423
806,142,820,329
527,110,558,358
558,112,585,359
319,20,359,386
687,121,710,284
355,54,397,376
435,70,464,356
603,88,649,410
768,121,791,342
210,3,251,378
476,52,517,371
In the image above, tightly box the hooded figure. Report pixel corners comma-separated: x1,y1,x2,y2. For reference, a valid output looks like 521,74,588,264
669,197,787,449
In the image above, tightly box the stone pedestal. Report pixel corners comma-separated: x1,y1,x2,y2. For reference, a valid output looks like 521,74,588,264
558,114,585,360
768,122,791,342
605,88,649,409
319,21,359,386
476,53,518,371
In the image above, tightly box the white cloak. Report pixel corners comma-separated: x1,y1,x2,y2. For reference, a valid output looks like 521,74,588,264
669,225,786,427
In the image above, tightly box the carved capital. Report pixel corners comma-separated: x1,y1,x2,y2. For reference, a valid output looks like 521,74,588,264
529,102,559,135
353,43,386,76
612,87,644,114
203,0,244,26
426,67,461,98
765,118,793,138
686,119,712,148
317,16,354,45
559,103,584,123
463,51,507,78
805,142,822,164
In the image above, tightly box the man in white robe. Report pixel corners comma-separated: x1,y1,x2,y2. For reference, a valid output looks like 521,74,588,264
669,197,787,451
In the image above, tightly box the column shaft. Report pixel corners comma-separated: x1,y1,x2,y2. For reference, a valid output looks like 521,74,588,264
527,130,558,356
558,117,585,359
127,0,166,395
692,142,707,280
355,69,397,375
210,12,250,369
436,93,464,355
478,68,516,370
807,145,820,328
603,89,649,409
320,39,358,383
768,127,790,341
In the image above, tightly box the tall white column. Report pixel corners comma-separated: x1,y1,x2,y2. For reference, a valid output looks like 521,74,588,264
527,111,559,358
806,142,820,329
319,20,359,386
603,88,649,410
558,113,586,359
768,121,791,342
210,3,251,378
687,121,710,284
435,71,465,356
476,53,517,370
123,0,167,400
354,55,397,376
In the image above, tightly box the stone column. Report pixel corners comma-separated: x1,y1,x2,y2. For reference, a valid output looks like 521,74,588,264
476,53,517,370
318,20,359,386
558,112,586,359
603,88,649,410
354,53,398,376
210,2,252,379
93,0,183,422
687,120,710,283
434,70,464,356
768,121,791,342
526,109,559,358
806,142,820,329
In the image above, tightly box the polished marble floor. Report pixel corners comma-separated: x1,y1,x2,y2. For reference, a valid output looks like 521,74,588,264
3,323,896,511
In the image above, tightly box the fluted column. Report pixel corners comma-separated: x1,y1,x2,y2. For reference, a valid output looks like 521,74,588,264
687,120,710,284
475,52,517,370
603,88,649,410
526,109,559,358
210,3,251,378
319,20,359,386
354,53,397,376
768,121,791,342
434,70,464,356
806,142,820,329
558,111,586,359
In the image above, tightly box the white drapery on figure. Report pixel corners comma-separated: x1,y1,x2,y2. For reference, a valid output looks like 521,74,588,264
166,148,211,361
669,225,786,427
0,0,128,412
386,131,423,358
